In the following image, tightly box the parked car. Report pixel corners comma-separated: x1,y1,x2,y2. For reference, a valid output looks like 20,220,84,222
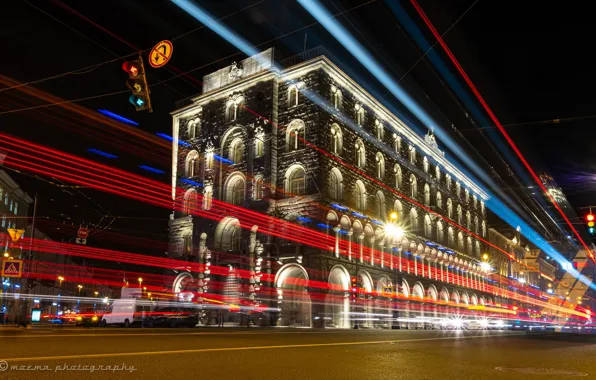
100,299,154,327
145,307,199,328
76,309,103,327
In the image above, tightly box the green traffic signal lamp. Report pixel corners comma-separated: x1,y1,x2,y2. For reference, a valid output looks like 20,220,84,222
129,95,146,108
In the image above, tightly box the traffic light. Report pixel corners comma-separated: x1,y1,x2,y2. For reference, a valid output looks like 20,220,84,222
122,57,152,112
351,276,358,300
587,212,595,235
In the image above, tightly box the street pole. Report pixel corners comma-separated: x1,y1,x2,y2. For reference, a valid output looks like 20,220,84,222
17,193,37,326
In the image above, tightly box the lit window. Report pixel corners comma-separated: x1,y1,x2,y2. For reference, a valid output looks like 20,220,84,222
436,191,442,209
332,86,342,110
286,120,306,152
183,189,199,216
228,139,244,163
203,186,213,210
187,119,199,139
423,156,429,173
375,191,386,219
394,164,402,189
13,202,18,215
424,184,430,205
408,145,416,164
254,137,264,158
329,168,343,200
446,174,452,190
185,150,200,177
424,214,432,237
286,166,306,196
355,103,365,126
447,198,453,219
435,166,441,181
330,124,343,155
374,119,384,140
375,152,385,179
410,174,417,198
288,86,299,107
393,134,401,153
410,208,419,232
355,139,366,169
456,182,461,198
354,180,366,210
225,174,246,205
254,177,264,200
205,152,214,170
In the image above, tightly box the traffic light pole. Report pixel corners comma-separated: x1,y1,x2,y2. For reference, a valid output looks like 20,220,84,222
136,53,153,113
16,194,37,326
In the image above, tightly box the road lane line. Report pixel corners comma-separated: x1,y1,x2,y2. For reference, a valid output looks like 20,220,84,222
1,333,521,362
0,330,344,338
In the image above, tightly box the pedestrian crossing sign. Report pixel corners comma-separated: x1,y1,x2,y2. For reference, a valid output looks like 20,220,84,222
1,259,23,278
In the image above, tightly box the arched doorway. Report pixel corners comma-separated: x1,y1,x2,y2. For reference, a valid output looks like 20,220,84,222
357,270,373,327
172,272,194,301
326,265,350,328
275,264,311,327
412,282,425,328
427,285,439,326
375,275,393,328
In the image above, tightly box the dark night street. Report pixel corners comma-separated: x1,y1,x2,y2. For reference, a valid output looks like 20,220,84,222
0,328,593,379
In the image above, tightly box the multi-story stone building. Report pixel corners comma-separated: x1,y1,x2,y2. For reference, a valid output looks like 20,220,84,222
167,48,543,327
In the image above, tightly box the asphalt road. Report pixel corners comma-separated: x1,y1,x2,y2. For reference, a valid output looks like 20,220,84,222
0,327,594,379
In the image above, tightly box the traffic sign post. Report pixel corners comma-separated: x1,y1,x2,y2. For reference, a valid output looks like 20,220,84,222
76,226,88,245
7,228,25,243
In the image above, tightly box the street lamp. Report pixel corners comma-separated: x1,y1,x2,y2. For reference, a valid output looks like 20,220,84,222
77,284,82,295
138,277,143,287
482,253,489,261
94,291,99,297
57,276,64,287
3,252,8,258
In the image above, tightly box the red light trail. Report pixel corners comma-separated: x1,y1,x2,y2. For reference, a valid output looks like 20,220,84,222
409,0,595,264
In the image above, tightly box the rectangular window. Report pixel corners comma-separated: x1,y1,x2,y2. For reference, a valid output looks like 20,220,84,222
13,202,18,215
1,215,5,227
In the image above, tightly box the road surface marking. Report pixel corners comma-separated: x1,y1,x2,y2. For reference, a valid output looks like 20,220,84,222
0,330,342,338
1,333,520,362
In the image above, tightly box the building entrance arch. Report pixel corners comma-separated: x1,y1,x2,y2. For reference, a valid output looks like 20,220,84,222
326,265,350,328
275,264,311,327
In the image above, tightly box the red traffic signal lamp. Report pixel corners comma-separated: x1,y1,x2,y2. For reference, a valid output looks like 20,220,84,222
122,57,152,113
587,213,594,222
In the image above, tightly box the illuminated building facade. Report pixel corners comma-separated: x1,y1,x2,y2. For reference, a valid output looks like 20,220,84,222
168,48,545,327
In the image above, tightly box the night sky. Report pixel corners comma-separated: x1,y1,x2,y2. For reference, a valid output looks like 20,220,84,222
2,0,594,252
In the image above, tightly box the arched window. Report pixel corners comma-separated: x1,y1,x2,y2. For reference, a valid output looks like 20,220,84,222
288,85,299,107
224,173,245,205
447,198,453,219
446,174,452,190
456,182,461,198
286,119,305,152
354,180,366,210
481,201,485,215
228,138,244,163
355,103,365,126
482,220,487,237
188,119,199,139
330,123,343,154
375,152,385,179
409,208,419,232
374,119,384,140
473,195,478,209
466,210,471,230
375,191,386,219
436,221,444,243
225,95,243,122
436,191,442,209
329,168,343,200
435,165,441,181
203,185,213,210
393,134,401,153
183,189,198,216
215,217,242,251
185,150,199,177
205,152,214,170
355,139,366,168
423,156,429,173
254,136,264,158
424,183,431,205
475,241,481,256
394,200,403,218
458,231,465,251
448,227,455,246
332,86,342,110
410,174,417,198
457,205,463,225
474,216,479,234
467,236,473,255
286,165,306,196
465,188,470,204
254,177,264,200
394,164,402,189
408,145,416,164
424,214,432,237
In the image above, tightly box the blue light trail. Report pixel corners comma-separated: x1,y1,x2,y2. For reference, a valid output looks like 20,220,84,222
139,165,165,174
86,148,118,159
97,109,139,126
156,132,191,147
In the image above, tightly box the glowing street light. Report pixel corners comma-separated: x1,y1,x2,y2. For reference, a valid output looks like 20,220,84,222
3,252,8,258
77,284,83,296
94,291,99,297
384,223,404,240
482,253,489,261
389,212,399,221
